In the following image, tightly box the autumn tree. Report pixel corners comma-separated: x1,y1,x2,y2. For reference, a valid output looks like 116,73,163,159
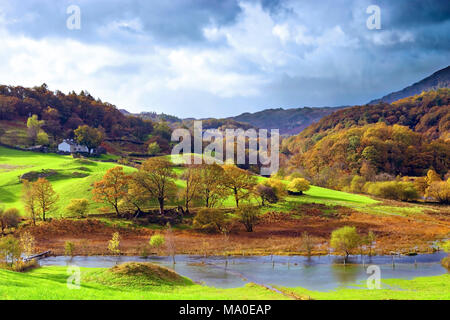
147,142,161,155
27,114,45,145
66,199,90,218
426,179,450,204
254,184,278,206
223,165,257,207
197,164,229,208
0,208,20,235
133,157,177,214
74,125,104,154
93,166,129,216
426,169,442,185
32,178,59,221
22,180,37,225
264,178,287,200
414,176,428,196
193,208,228,233
180,165,202,213
330,226,361,261
0,236,22,267
123,172,152,217
236,205,260,232
287,178,310,195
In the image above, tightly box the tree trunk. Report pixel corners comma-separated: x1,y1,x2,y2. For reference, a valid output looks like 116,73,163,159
158,198,164,215
185,199,190,214
234,189,239,208
113,204,120,217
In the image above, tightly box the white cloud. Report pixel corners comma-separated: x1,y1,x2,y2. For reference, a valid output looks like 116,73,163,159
369,30,415,46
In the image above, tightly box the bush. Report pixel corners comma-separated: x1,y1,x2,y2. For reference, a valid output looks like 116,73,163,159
300,232,315,257
108,232,121,255
64,241,75,257
236,205,260,232
147,142,161,155
0,208,21,235
255,184,278,206
349,175,366,193
149,234,165,254
330,226,361,260
426,180,450,204
287,178,310,195
366,181,419,201
20,231,35,257
36,131,49,146
265,178,287,199
0,236,22,267
66,199,90,217
193,208,228,233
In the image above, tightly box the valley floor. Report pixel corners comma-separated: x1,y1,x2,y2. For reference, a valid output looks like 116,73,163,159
23,203,450,257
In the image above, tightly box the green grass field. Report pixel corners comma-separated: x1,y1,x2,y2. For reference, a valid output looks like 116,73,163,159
0,146,135,214
0,266,286,300
279,274,450,300
0,265,448,300
1,146,430,218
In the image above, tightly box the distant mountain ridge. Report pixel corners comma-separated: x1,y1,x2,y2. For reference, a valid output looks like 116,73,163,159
228,106,347,135
370,65,450,104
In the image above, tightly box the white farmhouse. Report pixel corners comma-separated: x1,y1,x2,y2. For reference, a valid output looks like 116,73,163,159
58,139,89,153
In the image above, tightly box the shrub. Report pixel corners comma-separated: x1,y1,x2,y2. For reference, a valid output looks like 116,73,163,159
287,178,310,195
66,199,90,217
330,226,361,260
426,180,450,204
254,184,278,206
108,232,121,255
149,234,165,254
349,175,366,193
147,142,161,155
300,232,315,257
36,131,49,146
64,241,75,257
0,208,21,235
0,236,22,267
236,205,260,232
265,178,287,199
366,181,419,201
193,208,228,233
20,231,35,257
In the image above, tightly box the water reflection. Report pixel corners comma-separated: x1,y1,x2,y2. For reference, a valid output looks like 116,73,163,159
39,252,448,291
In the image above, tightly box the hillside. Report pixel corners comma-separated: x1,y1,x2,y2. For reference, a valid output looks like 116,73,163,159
0,84,178,155
370,65,450,104
283,89,450,188
229,106,346,135
0,146,134,214
299,89,450,141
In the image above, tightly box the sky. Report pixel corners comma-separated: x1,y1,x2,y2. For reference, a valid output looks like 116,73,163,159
0,0,448,118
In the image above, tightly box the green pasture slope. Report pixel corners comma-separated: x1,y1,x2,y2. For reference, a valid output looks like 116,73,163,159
280,274,450,300
0,266,285,300
0,266,448,300
0,146,135,214
1,147,426,217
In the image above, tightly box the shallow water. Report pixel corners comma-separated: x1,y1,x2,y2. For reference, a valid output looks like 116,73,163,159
40,252,449,291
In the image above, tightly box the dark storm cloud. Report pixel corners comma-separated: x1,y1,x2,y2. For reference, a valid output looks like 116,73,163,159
0,0,448,118
0,0,242,47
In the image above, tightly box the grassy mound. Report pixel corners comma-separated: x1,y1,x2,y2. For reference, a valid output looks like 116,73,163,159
85,262,192,288
442,257,450,270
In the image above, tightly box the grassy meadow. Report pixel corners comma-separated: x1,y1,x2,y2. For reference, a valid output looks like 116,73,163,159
0,146,135,214
0,265,286,300
0,265,448,300
0,146,440,219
